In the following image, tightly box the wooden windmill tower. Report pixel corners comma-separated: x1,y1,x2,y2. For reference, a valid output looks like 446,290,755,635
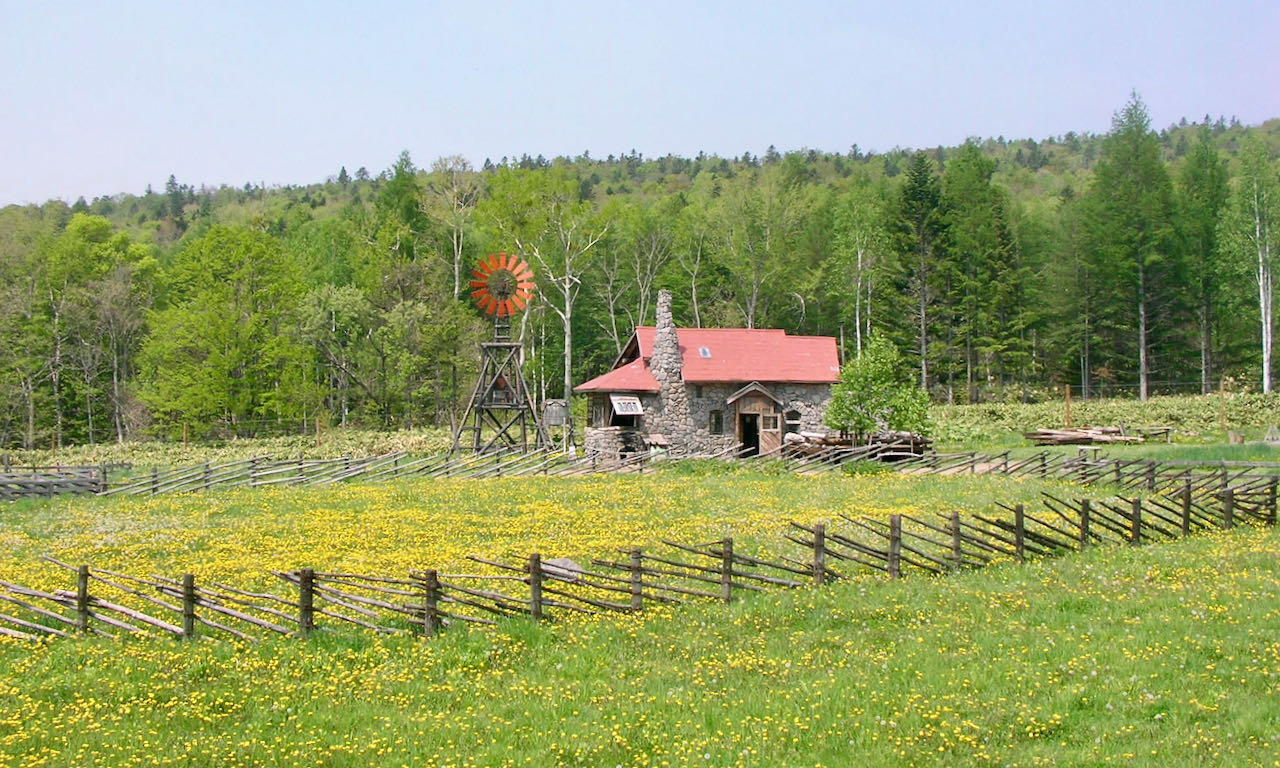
450,253,550,453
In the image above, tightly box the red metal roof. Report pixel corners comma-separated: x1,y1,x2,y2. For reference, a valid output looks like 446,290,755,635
574,357,660,393
575,327,840,392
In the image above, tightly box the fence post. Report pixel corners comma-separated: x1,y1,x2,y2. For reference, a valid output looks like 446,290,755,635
150,467,159,495
1220,460,1228,498
181,573,197,639
529,553,543,620
1079,499,1091,548
1146,460,1156,491
1270,478,1278,526
942,510,959,570
298,568,315,636
76,565,90,633
812,524,826,586
629,549,644,612
1223,489,1235,530
720,538,734,603
421,569,441,637
1181,482,1193,536
1130,498,1142,545
888,515,902,579
1014,504,1026,563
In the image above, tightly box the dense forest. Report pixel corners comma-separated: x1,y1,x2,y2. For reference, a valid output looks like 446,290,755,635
1,97,1278,449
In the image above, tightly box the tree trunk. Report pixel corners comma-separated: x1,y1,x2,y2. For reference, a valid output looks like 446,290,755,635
853,246,864,357
1137,258,1149,401
917,250,929,389
111,345,125,443
1257,195,1274,393
1200,305,1213,395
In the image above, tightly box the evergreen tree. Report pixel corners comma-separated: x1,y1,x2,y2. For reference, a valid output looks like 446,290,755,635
1176,126,1229,392
1079,96,1179,400
938,142,1027,401
895,152,944,390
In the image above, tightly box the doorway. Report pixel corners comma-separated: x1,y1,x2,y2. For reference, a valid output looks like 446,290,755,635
738,413,760,456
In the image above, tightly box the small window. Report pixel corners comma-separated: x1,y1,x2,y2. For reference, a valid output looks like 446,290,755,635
763,415,779,431
699,347,711,358
709,410,724,435
694,385,704,399
784,409,802,434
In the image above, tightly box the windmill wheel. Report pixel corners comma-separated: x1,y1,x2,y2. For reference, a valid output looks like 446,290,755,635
469,253,536,317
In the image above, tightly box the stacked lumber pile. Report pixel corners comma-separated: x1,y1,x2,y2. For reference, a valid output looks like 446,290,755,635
783,431,851,456
1023,426,1145,446
872,430,933,455
783,430,933,459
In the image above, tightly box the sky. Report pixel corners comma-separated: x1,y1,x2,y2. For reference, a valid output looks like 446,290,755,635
1,0,1277,206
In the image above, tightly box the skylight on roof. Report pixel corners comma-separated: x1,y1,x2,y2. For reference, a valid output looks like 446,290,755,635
698,347,711,358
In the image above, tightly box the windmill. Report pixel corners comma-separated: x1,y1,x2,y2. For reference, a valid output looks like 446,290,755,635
450,253,550,453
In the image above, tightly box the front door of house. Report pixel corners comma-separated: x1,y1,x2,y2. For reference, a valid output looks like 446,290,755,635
738,413,760,456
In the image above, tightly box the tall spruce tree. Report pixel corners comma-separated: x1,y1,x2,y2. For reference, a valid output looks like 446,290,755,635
1079,96,1178,400
939,142,1026,401
1177,126,1229,393
896,152,944,390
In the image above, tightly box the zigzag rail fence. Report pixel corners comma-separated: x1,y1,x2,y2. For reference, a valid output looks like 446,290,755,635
1,470,1274,644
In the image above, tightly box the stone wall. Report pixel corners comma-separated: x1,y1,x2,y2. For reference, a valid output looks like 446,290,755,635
684,382,833,453
583,426,647,459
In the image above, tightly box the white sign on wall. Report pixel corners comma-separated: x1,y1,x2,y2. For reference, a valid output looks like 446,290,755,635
609,394,644,416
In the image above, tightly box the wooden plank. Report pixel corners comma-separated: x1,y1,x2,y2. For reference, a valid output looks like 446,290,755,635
0,611,72,638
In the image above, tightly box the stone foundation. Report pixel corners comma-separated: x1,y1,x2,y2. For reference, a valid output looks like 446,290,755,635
583,426,647,459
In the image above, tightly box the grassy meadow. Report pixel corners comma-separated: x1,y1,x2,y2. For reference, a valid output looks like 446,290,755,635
1,476,1278,766
3,392,1280,767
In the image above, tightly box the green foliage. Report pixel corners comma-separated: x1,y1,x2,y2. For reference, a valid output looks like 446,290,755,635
1076,96,1181,398
3,112,1280,449
825,335,931,438
139,226,313,438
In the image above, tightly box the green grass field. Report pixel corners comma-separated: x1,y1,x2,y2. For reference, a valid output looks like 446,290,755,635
3,507,1278,767
3,394,1279,767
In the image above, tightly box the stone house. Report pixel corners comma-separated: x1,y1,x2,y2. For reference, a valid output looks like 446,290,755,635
576,290,841,458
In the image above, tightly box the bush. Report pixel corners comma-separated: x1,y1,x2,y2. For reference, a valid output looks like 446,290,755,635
825,336,931,440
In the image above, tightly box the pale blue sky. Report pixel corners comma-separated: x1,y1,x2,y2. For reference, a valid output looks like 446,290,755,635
2,0,1276,206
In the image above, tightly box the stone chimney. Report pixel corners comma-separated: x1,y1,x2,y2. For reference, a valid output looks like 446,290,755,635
652,290,682,385
649,290,691,445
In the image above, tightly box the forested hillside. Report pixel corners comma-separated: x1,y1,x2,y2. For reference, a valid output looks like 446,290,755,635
2,97,1278,449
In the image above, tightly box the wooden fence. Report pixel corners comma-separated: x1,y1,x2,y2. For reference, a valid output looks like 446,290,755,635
0,436,919,501
2,476,1273,644
0,467,109,500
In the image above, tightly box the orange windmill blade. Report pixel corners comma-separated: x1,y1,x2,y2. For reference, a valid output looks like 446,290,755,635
471,253,536,317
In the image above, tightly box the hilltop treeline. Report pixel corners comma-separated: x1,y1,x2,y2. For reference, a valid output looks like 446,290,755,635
1,97,1278,449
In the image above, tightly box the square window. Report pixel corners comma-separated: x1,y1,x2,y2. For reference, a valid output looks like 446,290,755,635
763,415,779,431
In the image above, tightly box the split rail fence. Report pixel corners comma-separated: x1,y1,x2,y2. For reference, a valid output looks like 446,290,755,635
2,474,1274,644
0,437,916,501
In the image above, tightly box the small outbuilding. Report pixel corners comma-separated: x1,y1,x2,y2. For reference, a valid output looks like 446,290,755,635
575,290,841,458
